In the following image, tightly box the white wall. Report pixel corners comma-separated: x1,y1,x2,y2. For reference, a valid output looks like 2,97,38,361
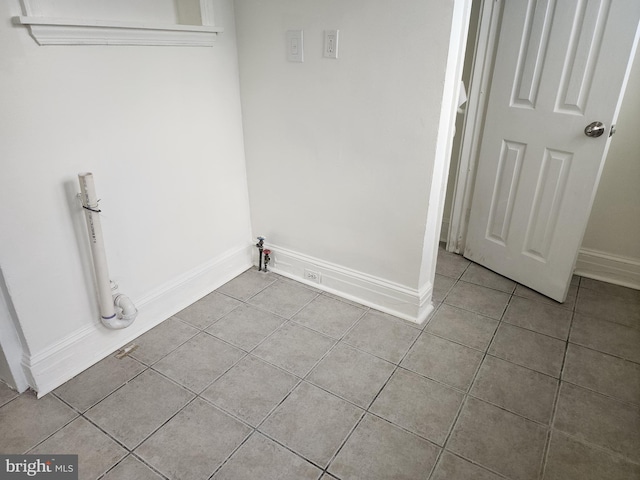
234,0,460,320
0,0,252,394
577,52,640,287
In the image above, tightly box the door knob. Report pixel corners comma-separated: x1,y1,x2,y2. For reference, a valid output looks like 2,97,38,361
584,121,605,137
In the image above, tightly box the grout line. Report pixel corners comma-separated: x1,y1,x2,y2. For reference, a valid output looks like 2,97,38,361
318,410,368,478
430,449,512,480
22,407,80,454
429,277,515,480
319,309,434,476
53,363,150,415
558,377,640,408
129,318,201,368
128,452,172,480
206,428,257,479
96,453,171,480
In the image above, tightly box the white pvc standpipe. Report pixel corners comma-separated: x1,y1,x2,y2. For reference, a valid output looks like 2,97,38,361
78,172,137,329
79,172,117,324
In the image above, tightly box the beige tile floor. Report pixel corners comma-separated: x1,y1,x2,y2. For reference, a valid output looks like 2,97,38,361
1,248,639,479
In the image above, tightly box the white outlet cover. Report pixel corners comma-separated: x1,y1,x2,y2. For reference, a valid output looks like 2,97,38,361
304,268,321,283
323,29,339,59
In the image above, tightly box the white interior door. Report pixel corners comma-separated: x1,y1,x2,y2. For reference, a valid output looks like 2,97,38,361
464,0,640,302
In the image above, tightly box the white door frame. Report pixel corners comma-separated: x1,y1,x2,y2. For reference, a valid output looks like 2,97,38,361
446,0,502,254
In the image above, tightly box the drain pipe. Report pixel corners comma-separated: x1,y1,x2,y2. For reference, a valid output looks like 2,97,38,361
78,172,137,329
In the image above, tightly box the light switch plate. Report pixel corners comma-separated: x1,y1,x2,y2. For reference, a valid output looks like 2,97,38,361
286,30,304,62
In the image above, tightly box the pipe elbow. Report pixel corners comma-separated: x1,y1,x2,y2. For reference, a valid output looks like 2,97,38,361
101,294,138,329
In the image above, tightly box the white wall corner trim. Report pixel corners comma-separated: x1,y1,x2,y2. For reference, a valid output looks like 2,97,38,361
24,243,253,397
269,244,434,325
574,248,640,290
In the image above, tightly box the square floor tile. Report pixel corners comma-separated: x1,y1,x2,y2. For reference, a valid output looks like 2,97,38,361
153,333,245,393
217,268,276,301
436,249,470,279
54,354,145,412
86,369,194,449
252,323,335,377
470,355,558,424
213,432,322,480
248,281,318,318
202,355,298,427
576,288,640,328
514,284,577,310
174,292,242,329
554,382,640,462
433,274,456,302
29,417,127,480
307,343,395,408
131,317,199,365
206,304,286,351
448,397,547,480
343,311,420,364
292,295,366,339
431,451,503,480
444,282,510,320
489,323,565,377
260,382,363,467
328,414,440,480
543,430,640,480
563,343,640,405
102,456,165,480
0,382,18,408
425,304,499,351
461,263,516,293
503,296,572,340
0,392,77,453
401,333,483,390
370,368,463,445
569,313,640,363
136,398,251,480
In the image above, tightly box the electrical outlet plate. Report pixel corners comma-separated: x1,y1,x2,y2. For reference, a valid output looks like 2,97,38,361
323,29,338,59
304,268,321,283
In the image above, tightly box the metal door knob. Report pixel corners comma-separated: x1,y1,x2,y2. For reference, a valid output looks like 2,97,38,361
585,121,605,137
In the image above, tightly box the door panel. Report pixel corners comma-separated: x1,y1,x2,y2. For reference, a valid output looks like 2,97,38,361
464,0,640,301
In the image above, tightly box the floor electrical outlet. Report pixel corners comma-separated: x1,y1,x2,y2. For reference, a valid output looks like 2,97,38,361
304,269,321,283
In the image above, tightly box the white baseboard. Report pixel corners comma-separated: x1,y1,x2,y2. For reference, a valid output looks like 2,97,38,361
268,244,434,325
25,244,253,397
574,248,640,290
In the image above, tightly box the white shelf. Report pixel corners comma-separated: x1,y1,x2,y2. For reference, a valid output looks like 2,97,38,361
13,15,223,46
